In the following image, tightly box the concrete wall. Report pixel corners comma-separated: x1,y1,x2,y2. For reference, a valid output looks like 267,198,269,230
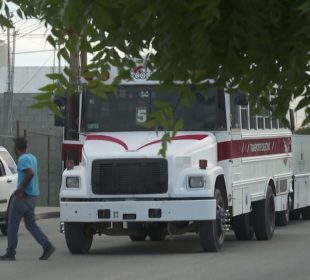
0,66,63,206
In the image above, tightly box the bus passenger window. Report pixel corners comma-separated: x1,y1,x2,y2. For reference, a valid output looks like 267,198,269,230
271,117,278,129
257,116,264,129
250,116,256,129
263,108,271,129
230,96,240,129
241,105,249,129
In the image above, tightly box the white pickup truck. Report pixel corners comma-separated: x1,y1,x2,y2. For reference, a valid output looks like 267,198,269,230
0,146,17,235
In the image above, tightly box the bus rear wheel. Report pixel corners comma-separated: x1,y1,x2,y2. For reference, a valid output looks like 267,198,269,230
289,209,301,220
301,206,310,220
275,197,290,226
253,186,275,240
233,213,254,240
64,222,93,254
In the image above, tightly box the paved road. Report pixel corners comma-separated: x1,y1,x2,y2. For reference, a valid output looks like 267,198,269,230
1,218,310,280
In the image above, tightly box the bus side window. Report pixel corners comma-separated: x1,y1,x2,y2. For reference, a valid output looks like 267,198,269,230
230,95,240,129
216,89,227,129
263,108,271,129
250,116,257,129
257,113,264,129
271,116,278,129
241,105,249,129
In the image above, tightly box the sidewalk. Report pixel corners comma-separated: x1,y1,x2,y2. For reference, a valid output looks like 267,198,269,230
35,207,60,220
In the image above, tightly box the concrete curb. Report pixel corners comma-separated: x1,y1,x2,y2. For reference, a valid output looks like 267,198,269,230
35,207,60,220
35,212,60,220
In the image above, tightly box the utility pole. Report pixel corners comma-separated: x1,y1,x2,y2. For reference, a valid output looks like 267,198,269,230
5,13,14,135
79,50,87,132
6,24,11,93
11,29,16,91
65,50,80,141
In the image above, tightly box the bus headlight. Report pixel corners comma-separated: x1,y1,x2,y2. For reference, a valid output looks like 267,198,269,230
66,177,80,188
188,176,205,188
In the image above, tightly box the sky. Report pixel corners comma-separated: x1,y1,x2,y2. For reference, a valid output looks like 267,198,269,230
0,18,59,67
0,1,61,67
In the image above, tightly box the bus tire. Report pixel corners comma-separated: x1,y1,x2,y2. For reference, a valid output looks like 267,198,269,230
233,213,254,240
275,210,289,226
128,222,147,241
65,222,93,254
275,198,290,226
129,233,147,241
301,206,310,220
147,222,167,241
253,186,275,240
148,230,166,241
199,188,226,252
289,209,301,220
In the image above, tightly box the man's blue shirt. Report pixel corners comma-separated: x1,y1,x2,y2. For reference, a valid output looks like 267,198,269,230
17,153,40,196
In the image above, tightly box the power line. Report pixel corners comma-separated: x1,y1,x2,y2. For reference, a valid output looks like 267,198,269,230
15,49,54,54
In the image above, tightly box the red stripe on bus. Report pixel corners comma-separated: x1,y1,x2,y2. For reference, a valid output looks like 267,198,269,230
217,137,291,161
138,134,208,150
86,135,129,150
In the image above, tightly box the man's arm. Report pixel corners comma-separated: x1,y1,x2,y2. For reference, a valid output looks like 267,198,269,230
15,168,34,198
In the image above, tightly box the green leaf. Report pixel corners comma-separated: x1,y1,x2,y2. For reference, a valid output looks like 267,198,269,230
47,35,56,48
58,47,70,63
16,9,24,19
30,102,47,109
46,73,62,80
0,14,12,28
63,67,76,80
296,97,310,111
39,84,57,92
38,83,57,92
33,92,52,101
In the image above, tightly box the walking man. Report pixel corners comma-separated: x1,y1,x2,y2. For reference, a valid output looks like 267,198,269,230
0,137,55,261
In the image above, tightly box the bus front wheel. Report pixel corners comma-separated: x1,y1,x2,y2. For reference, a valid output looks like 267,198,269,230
253,186,275,240
199,188,226,252
64,222,93,254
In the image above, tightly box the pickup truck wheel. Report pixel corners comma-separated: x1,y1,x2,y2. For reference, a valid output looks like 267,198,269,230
0,197,12,236
233,213,254,240
0,225,8,236
199,188,226,252
253,186,275,240
64,222,93,254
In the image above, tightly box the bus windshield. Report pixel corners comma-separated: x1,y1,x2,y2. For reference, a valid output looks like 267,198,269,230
82,85,227,132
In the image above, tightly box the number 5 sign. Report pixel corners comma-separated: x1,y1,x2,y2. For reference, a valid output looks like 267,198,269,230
136,107,147,124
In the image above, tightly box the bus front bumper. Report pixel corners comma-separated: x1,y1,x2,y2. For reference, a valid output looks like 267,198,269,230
60,199,216,222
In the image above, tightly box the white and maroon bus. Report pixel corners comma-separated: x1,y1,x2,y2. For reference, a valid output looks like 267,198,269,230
59,66,310,253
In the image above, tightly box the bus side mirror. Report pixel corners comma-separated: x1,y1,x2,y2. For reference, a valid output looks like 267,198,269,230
289,109,295,132
53,95,66,127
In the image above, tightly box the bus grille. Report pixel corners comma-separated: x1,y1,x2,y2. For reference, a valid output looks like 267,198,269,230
91,159,168,195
